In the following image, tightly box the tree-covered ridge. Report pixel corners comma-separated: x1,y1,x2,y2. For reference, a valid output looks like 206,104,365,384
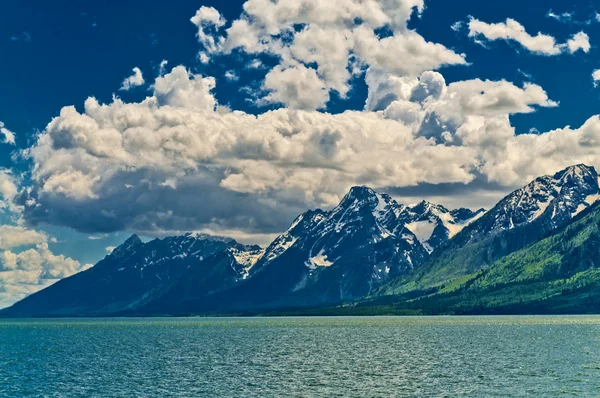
365,203,600,314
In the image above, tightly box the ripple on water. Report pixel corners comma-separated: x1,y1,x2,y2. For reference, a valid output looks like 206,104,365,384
0,316,599,397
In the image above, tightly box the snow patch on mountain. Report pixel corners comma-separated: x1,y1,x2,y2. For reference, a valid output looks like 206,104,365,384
585,193,600,205
406,220,436,245
265,235,297,262
229,247,266,279
397,201,485,252
306,249,334,269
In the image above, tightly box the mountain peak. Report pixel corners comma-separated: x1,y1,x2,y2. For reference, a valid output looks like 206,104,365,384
411,200,448,214
109,234,143,258
346,186,377,199
124,234,142,245
183,232,234,244
333,186,383,213
553,164,597,182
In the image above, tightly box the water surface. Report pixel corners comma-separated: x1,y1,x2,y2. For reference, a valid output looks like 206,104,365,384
1,316,599,397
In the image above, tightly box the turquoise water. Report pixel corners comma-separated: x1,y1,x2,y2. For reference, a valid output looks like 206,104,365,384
1,316,600,397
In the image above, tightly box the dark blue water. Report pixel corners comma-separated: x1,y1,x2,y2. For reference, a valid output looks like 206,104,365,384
1,316,599,397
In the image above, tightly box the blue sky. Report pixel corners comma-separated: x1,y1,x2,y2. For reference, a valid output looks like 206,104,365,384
2,0,599,148
1,0,600,306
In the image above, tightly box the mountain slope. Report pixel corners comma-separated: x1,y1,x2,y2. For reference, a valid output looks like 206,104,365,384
138,186,487,313
234,187,487,307
2,186,480,316
398,201,484,252
380,164,600,295
357,201,600,315
1,234,261,316
139,187,431,313
5,165,596,317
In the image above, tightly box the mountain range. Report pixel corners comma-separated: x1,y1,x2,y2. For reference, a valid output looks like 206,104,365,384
3,164,600,317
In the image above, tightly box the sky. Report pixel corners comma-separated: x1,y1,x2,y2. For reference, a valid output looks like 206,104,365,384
1,0,600,307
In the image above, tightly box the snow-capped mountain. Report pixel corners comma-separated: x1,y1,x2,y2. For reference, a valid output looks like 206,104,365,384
379,164,600,298
251,186,426,279
1,232,262,316
6,164,597,317
398,201,485,252
461,164,600,240
253,187,484,272
227,186,486,308
1,186,487,315
106,232,263,282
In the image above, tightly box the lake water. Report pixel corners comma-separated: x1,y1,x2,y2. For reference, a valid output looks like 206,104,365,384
1,316,600,397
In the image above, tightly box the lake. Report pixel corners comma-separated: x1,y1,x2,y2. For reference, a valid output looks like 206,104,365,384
1,316,599,397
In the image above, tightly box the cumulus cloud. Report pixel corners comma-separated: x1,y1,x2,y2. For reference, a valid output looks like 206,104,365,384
0,226,47,250
468,17,590,55
247,59,264,69
261,65,330,109
196,0,466,109
0,121,16,145
0,242,91,309
566,32,591,54
0,182,91,308
0,170,21,214
190,6,226,53
18,64,574,241
12,0,600,251
0,167,92,308
365,68,557,143
120,67,145,91
154,65,216,110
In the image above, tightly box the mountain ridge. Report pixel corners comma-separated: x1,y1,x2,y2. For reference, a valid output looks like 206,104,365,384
3,164,600,317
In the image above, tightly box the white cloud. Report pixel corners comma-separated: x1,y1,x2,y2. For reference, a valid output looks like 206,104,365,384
547,9,600,25
0,121,16,145
566,32,590,54
261,65,330,109
120,67,145,91
547,10,573,23
0,172,91,308
0,242,91,309
190,6,226,53
468,17,590,55
13,0,600,250
0,170,21,214
0,226,47,250
247,59,264,69
451,21,463,32
593,69,600,87
365,69,556,119
194,0,466,109
224,70,239,82
19,65,571,241
198,52,210,64
0,171,17,202
153,65,216,111
105,246,115,254
159,60,168,75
